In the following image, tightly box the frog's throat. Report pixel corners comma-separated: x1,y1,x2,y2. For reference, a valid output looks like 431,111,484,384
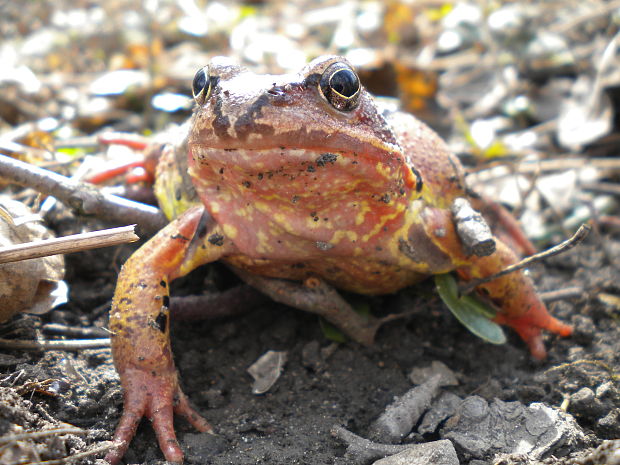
187,146,421,261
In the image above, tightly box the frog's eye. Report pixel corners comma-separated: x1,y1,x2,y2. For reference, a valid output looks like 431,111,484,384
319,62,361,111
192,66,212,105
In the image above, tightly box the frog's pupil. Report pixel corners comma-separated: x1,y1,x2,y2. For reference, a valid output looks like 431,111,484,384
192,68,208,98
330,69,359,98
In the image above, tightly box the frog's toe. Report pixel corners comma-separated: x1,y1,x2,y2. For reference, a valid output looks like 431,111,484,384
150,395,184,464
105,368,149,464
494,310,573,360
175,388,214,432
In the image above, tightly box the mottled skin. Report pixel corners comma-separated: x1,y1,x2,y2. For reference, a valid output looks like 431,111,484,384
106,56,571,464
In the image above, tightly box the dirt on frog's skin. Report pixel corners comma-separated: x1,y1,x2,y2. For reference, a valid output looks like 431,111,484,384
1,236,619,465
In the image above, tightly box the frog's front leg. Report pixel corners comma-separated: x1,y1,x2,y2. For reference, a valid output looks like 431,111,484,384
106,206,234,465
420,207,572,359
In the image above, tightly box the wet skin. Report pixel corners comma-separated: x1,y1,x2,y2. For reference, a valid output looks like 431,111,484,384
105,55,572,464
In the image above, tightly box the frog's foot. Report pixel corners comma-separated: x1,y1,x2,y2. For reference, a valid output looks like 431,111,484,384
105,367,212,465
87,134,162,185
493,301,573,360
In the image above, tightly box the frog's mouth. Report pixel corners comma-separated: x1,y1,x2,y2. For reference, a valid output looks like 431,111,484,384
188,145,415,204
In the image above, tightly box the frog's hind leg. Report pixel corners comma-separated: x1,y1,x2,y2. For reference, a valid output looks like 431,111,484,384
231,267,381,346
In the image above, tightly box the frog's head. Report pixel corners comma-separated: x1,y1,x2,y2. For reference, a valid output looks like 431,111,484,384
186,56,421,256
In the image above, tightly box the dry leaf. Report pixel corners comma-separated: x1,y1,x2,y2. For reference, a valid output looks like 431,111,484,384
0,197,66,323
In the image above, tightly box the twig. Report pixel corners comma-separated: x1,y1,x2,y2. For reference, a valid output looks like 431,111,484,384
330,425,413,462
460,223,591,295
539,286,584,303
0,225,138,264
0,427,86,444
9,441,117,465
0,338,110,350
0,153,167,234
42,323,110,338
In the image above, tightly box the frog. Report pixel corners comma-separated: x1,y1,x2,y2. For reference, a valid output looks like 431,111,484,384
104,55,572,464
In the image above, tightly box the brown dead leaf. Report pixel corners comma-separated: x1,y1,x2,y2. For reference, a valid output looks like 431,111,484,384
395,62,439,114
0,197,65,323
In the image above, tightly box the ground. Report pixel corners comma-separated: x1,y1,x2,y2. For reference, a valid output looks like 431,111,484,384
1,232,618,464
1,1,619,464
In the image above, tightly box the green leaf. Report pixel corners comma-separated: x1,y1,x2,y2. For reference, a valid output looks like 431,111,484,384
319,295,371,344
434,273,506,345
319,319,347,344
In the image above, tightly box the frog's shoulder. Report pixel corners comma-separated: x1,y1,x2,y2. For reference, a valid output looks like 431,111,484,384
376,98,467,205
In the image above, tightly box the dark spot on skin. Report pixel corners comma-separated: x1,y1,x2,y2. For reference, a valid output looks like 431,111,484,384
219,167,224,174
310,211,317,217
323,218,328,221
119,297,132,305
313,217,319,222
257,173,263,180
447,156,463,190
316,153,338,167
154,295,162,301
351,160,358,165
160,280,167,288
380,193,391,203
170,234,190,241
208,233,224,246
137,281,149,289
153,311,168,333
243,181,251,188
307,165,315,172
375,246,383,251
163,295,170,308
291,195,299,203
235,94,276,141
412,167,423,192
175,188,182,201
211,87,232,140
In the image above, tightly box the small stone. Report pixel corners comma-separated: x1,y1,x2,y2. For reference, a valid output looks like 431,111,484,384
409,361,458,387
596,381,615,400
576,440,620,465
571,387,595,407
372,440,459,465
598,409,620,437
441,397,586,460
418,392,462,435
